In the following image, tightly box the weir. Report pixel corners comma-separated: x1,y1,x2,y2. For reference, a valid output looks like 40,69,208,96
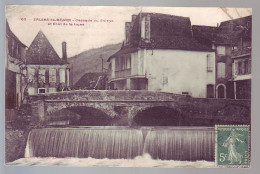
25,127,215,161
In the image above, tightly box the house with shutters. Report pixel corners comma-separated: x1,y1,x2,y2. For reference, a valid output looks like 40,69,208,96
193,15,252,99
25,30,70,95
107,13,216,98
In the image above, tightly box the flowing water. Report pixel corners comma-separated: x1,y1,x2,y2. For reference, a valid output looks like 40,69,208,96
8,126,215,167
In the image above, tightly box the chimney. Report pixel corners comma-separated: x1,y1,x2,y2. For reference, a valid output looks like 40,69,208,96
62,41,67,61
125,22,131,45
132,15,138,22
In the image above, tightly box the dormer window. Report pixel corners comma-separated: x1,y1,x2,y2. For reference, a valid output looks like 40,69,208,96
141,15,150,41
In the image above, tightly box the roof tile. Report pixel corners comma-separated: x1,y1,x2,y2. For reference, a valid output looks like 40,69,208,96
26,30,67,65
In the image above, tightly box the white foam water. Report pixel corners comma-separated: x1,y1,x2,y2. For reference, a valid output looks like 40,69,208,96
7,153,215,168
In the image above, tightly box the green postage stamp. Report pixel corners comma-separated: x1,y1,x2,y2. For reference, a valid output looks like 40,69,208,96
215,125,250,167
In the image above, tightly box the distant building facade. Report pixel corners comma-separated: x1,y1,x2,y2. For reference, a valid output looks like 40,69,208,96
25,31,70,95
193,15,252,99
108,13,216,98
5,21,27,109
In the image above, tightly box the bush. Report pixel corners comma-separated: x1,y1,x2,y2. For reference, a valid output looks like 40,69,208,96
10,104,32,130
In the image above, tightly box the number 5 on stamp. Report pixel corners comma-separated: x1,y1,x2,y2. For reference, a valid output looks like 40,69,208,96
215,125,250,168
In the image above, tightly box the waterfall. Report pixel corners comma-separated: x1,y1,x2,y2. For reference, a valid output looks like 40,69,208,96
26,128,143,159
25,127,214,161
143,127,215,161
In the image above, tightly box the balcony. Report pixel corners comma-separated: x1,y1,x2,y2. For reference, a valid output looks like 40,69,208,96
115,69,131,79
231,47,251,58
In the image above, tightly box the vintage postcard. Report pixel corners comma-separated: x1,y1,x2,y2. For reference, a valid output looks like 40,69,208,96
5,5,252,168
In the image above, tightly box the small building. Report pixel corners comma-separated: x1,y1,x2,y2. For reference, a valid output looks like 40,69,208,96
73,72,107,90
5,21,27,109
107,13,216,98
25,30,70,95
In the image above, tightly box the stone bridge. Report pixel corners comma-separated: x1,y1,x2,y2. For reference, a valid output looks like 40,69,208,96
29,90,251,126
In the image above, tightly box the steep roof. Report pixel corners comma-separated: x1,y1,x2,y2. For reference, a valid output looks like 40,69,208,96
25,30,67,65
192,25,230,44
193,15,252,45
109,13,212,61
6,21,27,48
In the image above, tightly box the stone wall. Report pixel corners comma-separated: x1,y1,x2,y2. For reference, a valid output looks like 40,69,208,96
5,129,29,163
29,90,181,101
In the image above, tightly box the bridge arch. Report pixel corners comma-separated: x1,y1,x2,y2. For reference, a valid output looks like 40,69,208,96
47,106,113,126
133,106,181,126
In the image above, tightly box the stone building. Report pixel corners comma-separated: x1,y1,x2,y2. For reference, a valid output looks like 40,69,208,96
107,13,216,98
5,21,27,109
193,15,252,99
25,30,70,95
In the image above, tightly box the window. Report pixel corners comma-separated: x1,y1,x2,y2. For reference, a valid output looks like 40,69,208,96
141,15,150,40
207,54,213,72
126,55,131,69
49,69,56,83
39,69,45,83
122,55,127,70
38,88,46,94
238,62,243,75
217,46,225,55
248,60,251,74
236,60,251,75
162,76,168,85
244,60,249,74
217,62,226,78
207,85,214,98
141,16,146,39
59,69,65,83
116,55,131,71
66,69,70,86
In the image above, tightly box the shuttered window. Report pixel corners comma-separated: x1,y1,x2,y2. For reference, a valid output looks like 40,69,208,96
49,69,56,83
141,16,146,39
39,69,45,83
59,69,65,83
217,62,226,78
207,54,213,72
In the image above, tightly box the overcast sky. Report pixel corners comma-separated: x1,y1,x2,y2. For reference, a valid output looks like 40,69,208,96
6,6,252,57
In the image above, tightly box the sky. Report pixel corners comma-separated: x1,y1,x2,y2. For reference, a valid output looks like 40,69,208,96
6,6,252,58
